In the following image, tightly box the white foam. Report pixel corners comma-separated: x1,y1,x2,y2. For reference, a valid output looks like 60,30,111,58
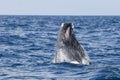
70,61,80,64
14,28,26,38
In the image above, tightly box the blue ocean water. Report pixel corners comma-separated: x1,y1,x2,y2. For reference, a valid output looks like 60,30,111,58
0,16,120,80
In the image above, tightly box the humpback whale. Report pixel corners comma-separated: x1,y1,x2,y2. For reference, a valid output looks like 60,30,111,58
53,23,90,65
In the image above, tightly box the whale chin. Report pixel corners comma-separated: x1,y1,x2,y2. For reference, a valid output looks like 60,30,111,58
53,23,91,65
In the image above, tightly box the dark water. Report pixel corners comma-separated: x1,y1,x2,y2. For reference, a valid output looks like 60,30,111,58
0,16,120,80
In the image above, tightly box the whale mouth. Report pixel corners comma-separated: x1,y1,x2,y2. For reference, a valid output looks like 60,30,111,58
65,26,71,40
61,23,74,41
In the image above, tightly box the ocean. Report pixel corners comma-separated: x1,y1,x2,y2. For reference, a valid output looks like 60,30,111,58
0,16,120,80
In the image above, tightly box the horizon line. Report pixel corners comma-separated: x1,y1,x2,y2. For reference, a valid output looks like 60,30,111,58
0,14,120,16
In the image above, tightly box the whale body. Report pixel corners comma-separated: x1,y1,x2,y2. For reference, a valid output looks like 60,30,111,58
53,23,91,65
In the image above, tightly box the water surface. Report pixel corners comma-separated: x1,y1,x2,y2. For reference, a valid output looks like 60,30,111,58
0,16,120,80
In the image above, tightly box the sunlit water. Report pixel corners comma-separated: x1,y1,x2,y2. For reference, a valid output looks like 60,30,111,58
0,16,120,80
